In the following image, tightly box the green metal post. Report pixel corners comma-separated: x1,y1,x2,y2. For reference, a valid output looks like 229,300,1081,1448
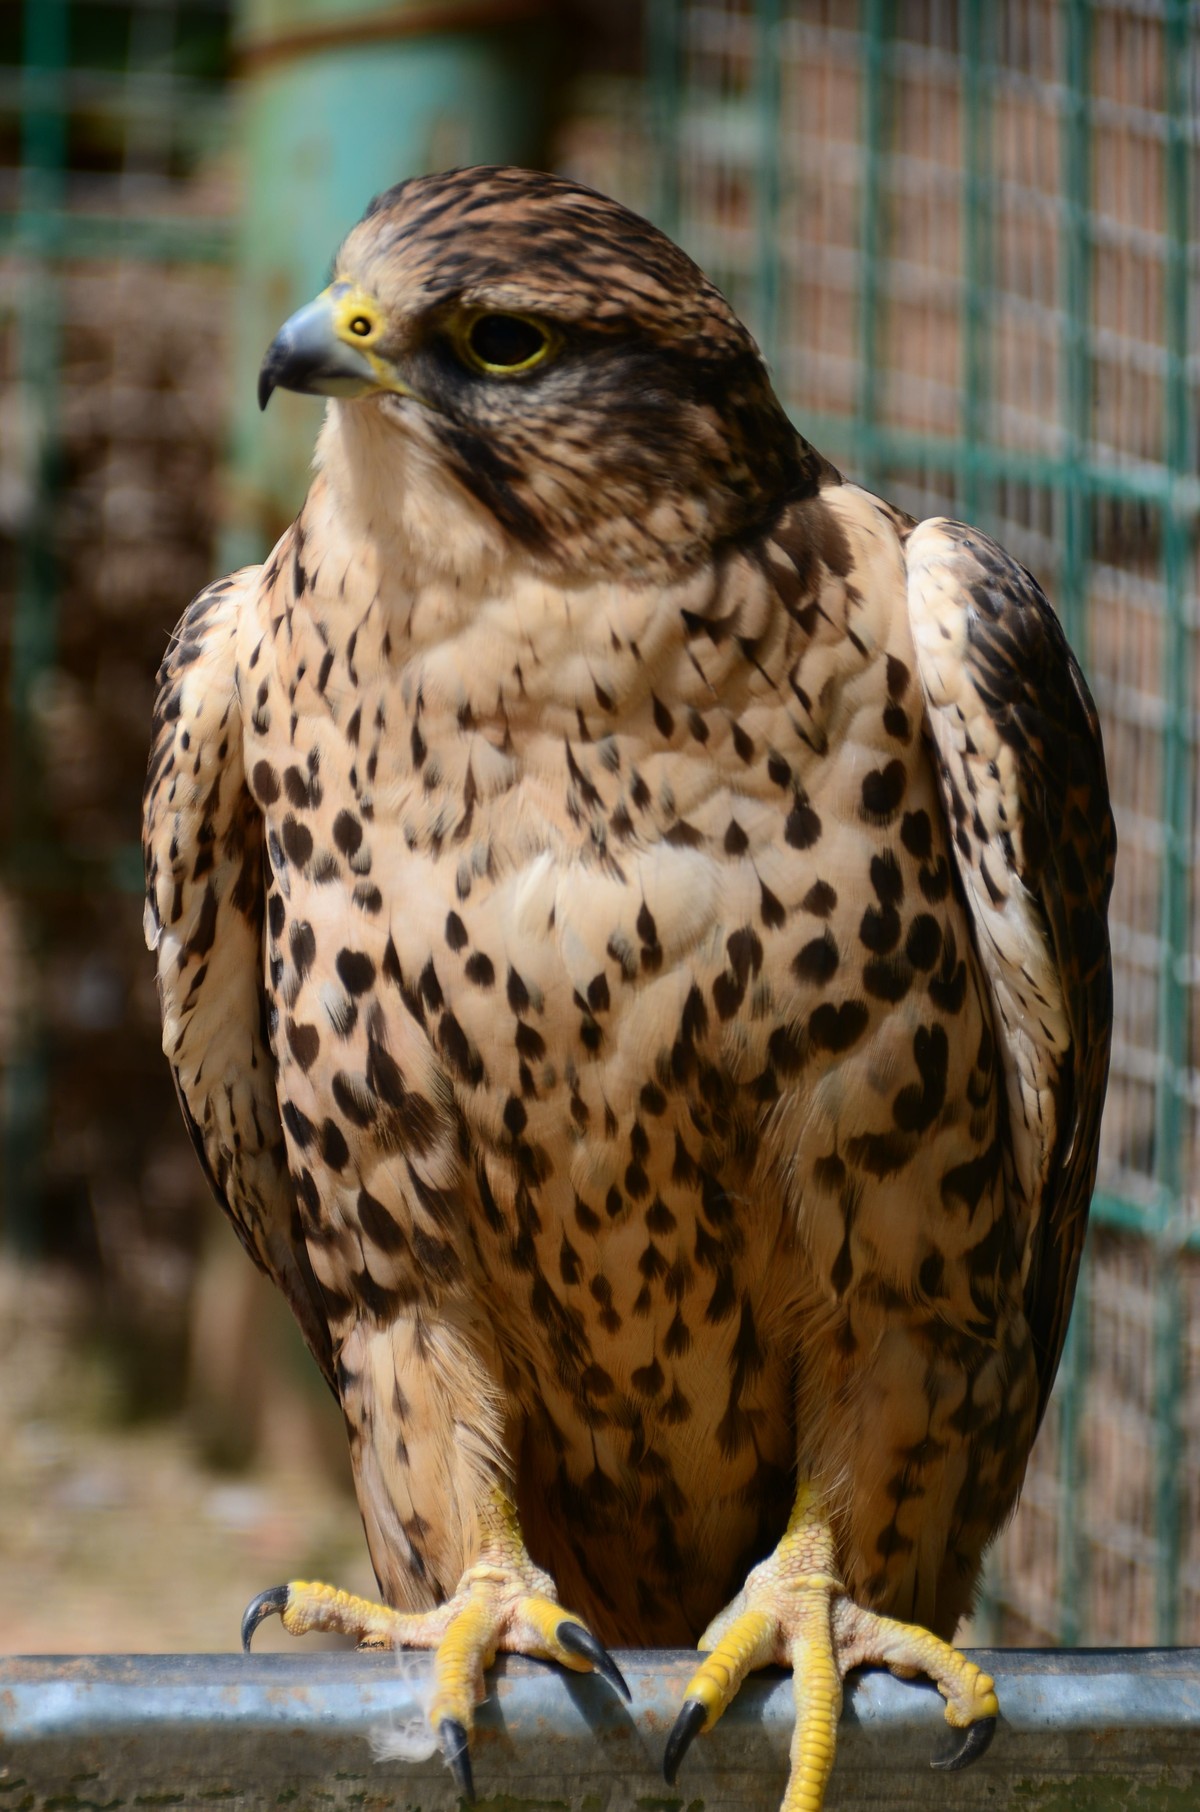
959,0,992,527
1151,0,1194,1649
226,0,558,564
855,0,892,493
1058,0,1092,657
3,0,70,1253
1053,0,1094,1648
10,0,68,806
754,0,782,373
645,0,682,243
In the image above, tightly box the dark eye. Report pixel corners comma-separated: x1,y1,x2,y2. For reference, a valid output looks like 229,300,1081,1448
464,312,552,373
348,315,373,337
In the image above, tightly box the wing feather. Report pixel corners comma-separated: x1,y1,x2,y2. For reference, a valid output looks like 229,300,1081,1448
143,570,335,1393
906,518,1114,1425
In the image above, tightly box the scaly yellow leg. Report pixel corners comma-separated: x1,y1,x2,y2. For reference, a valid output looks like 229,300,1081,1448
664,1483,998,1812
242,1484,628,1800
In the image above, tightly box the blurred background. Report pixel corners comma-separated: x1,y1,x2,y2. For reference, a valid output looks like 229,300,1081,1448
0,0,1197,1656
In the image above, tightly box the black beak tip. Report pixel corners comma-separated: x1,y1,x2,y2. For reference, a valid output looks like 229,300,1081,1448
257,363,276,412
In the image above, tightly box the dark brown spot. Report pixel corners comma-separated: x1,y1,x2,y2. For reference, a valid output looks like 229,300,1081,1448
503,1096,527,1137
794,930,838,984
336,949,376,994
760,882,786,927
281,816,313,867
893,1025,949,1133
333,810,363,857
905,914,942,970
863,955,912,1002
802,879,837,917
886,655,911,698
445,911,468,951
322,1119,350,1169
901,808,933,860
282,1101,314,1148
859,903,900,955
289,920,316,978
645,1195,675,1235
860,760,906,824
784,790,822,849
286,1020,320,1070
252,761,280,804
808,1000,869,1053
465,951,495,988
332,1070,375,1126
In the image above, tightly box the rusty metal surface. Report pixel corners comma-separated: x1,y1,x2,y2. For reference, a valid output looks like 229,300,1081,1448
2,1649,1200,1809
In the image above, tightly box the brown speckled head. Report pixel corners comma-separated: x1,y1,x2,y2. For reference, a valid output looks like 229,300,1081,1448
320,166,830,578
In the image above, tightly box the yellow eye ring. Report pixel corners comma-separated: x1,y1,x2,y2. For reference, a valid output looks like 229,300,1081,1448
458,310,556,377
348,315,373,337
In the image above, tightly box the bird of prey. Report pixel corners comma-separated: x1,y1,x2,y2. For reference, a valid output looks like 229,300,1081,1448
144,166,1114,1811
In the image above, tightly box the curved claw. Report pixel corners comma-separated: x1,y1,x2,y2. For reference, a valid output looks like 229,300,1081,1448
931,1714,996,1772
556,1619,632,1702
439,1716,475,1803
663,1696,707,1785
241,1584,289,1653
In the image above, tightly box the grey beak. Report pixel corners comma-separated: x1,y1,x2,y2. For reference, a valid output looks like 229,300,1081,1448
258,292,378,410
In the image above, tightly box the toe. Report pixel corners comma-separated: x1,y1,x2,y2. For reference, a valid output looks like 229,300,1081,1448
663,1698,706,1785
439,1716,475,1802
931,1713,997,1772
241,1584,289,1652
680,1605,779,1728
554,1619,631,1700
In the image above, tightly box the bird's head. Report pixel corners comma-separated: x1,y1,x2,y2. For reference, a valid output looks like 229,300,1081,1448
259,167,822,581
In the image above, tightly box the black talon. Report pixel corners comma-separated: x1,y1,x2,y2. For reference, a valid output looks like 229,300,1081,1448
931,1714,996,1772
241,1584,289,1653
556,1619,632,1702
439,1716,475,1803
663,1697,707,1785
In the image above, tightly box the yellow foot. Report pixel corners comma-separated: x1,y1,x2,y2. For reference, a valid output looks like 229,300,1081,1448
664,1486,997,1812
242,1490,629,1802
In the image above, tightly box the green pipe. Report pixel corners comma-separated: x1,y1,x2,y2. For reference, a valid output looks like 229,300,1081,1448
1151,0,1193,1650
854,0,892,494
226,0,557,564
754,0,782,373
960,0,992,527
1054,0,1093,1650
3,0,71,1255
1057,0,1092,658
644,0,682,243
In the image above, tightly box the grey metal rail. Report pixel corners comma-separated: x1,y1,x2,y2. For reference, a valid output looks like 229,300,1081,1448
2,1649,1199,1810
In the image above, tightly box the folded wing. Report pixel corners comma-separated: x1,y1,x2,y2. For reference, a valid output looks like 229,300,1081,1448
143,570,335,1392
906,518,1115,1423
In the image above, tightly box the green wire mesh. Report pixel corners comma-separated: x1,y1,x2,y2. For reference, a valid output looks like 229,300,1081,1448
1,1,235,1253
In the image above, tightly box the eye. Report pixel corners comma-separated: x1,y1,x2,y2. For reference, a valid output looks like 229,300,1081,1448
462,312,553,375
348,315,373,337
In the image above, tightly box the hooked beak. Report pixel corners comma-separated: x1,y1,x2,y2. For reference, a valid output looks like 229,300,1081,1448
257,284,421,411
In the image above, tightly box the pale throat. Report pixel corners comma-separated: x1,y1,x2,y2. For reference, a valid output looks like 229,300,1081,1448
305,395,712,739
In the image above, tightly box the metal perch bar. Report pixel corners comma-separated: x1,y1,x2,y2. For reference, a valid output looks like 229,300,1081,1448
2,1649,1199,1810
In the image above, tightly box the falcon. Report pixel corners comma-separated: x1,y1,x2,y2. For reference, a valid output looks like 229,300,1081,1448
144,166,1114,1811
